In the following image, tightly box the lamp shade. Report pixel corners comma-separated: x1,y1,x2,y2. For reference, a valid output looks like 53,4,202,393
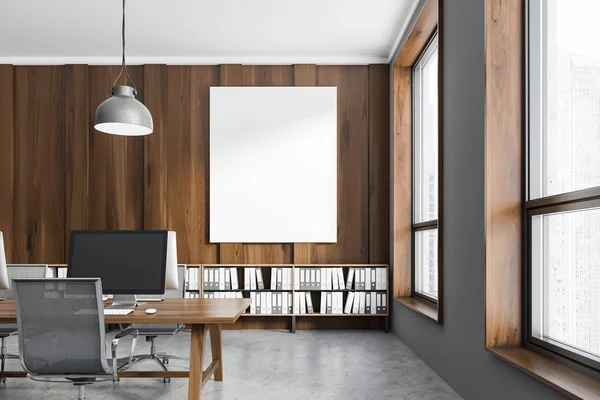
94,85,153,136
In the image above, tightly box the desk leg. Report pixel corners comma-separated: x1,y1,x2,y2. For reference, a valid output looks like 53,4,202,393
209,325,223,381
188,324,207,400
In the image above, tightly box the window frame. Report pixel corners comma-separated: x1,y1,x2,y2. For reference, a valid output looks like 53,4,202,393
411,33,440,304
392,0,443,323
524,0,600,373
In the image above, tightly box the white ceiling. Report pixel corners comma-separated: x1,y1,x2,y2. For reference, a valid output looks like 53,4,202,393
0,0,419,65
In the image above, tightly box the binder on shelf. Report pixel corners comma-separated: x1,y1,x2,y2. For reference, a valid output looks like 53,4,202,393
332,268,340,290
250,292,256,314
309,268,315,290
320,292,327,314
381,268,387,291
225,269,231,290
324,268,331,290
277,293,283,314
270,269,277,290
276,268,283,290
288,293,293,314
244,268,250,290
285,268,292,290
370,292,377,314
371,268,377,291
344,292,355,314
376,293,382,314
266,291,272,314
346,268,355,290
326,292,333,314
332,292,338,314
365,292,371,314
293,292,299,314
320,269,326,291
283,292,288,314
298,292,306,314
381,293,387,314
336,268,345,291
203,269,210,290
352,291,360,314
216,268,222,290
231,268,239,290
365,268,371,291
256,268,265,290
250,268,257,290
359,292,366,314
315,269,321,290
306,292,314,314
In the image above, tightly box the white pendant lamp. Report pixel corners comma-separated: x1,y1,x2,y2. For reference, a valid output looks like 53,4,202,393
94,0,153,136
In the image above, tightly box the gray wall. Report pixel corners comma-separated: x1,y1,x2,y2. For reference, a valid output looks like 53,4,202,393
391,1,567,399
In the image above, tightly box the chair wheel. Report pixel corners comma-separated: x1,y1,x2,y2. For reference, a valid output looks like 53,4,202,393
164,378,171,383
163,358,169,365
0,378,6,384
113,377,120,382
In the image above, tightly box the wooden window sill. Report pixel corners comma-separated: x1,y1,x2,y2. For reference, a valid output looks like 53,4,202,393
395,296,439,323
488,347,600,400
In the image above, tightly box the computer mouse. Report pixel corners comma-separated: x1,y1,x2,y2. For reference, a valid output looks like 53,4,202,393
145,308,157,314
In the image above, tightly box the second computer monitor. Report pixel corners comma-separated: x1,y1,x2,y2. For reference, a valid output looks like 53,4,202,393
68,230,168,295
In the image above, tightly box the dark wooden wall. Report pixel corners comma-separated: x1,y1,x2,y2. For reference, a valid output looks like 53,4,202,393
0,64,389,266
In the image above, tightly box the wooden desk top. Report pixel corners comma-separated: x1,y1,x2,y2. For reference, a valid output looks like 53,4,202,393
0,298,251,325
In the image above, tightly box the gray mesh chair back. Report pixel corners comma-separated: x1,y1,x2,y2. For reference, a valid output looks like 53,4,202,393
12,278,111,376
0,264,48,299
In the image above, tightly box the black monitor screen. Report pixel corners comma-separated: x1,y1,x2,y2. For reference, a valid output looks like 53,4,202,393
68,231,168,295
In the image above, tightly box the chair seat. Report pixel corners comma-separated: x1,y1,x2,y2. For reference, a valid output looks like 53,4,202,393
0,324,18,336
134,324,181,336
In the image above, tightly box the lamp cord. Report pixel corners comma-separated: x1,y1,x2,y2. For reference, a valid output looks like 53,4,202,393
112,0,137,94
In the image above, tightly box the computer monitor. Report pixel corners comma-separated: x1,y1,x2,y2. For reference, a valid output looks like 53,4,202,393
0,232,8,290
68,230,168,307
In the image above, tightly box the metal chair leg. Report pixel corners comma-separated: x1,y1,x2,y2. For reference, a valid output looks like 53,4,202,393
77,384,86,400
0,337,6,384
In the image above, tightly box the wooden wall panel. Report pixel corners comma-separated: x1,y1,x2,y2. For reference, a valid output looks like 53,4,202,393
13,66,65,263
2,63,389,280
65,65,89,255
218,65,244,264
292,64,318,264
314,66,370,264
166,66,219,264
241,65,294,265
368,65,390,264
88,66,144,230
0,66,14,262
144,65,168,230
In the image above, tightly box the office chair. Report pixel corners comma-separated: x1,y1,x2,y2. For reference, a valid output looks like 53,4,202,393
0,264,49,383
119,265,187,383
12,278,136,400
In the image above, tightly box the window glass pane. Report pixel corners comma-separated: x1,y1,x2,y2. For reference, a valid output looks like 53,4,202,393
415,228,438,299
531,207,600,362
529,0,600,198
413,36,438,222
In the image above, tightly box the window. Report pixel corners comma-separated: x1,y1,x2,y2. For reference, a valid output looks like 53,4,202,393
527,0,600,371
413,34,439,302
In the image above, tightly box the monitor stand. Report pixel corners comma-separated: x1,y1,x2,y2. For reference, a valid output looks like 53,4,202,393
107,294,137,309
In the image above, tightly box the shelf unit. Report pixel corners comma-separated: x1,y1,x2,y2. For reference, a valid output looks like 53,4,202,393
192,264,389,332
49,263,389,332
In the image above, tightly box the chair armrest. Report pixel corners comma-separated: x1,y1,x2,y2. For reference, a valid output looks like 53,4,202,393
111,328,139,376
115,327,138,339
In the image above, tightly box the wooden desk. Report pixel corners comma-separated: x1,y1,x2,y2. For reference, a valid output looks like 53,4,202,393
0,298,251,400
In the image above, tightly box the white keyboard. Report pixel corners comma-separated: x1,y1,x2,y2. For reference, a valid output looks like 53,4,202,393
104,309,134,315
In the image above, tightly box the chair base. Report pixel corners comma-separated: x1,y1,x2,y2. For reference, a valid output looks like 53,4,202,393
119,336,188,383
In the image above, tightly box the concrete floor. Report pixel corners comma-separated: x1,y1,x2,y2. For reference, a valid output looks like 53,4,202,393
0,330,462,400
